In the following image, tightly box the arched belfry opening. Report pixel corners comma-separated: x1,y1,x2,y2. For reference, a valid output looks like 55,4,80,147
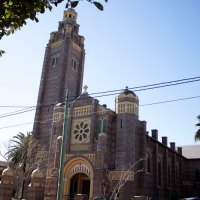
63,158,94,200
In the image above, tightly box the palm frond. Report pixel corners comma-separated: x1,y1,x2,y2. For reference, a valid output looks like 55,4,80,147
6,132,30,167
196,123,200,127
194,128,200,141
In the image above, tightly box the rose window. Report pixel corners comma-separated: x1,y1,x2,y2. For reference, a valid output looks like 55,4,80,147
73,122,90,142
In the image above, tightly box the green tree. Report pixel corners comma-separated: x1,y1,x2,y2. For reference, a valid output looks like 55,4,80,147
0,50,5,57
6,132,30,199
194,115,200,141
0,0,107,40
6,132,30,166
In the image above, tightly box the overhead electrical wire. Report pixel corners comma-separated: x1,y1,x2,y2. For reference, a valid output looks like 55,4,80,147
1,76,200,108
0,98,63,118
0,95,200,130
0,118,53,130
0,106,36,117
0,76,200,119
0,102,57,119
0,106,32,108
140,95,200,106
81,75,200,96
0,122,33,130
89,78,200,99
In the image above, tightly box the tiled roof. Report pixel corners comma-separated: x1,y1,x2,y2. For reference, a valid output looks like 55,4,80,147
179,145,200,159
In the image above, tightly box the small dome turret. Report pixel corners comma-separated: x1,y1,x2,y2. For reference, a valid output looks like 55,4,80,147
53,103,65,123
31,167,44,178
116,87,139,115
117,86,137,98
57,136,62,141
2,167,14,176
54,102,65,109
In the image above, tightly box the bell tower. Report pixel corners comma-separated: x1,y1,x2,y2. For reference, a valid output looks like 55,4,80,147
33,8,85,140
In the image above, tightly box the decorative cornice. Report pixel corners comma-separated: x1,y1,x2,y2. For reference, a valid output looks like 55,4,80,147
70,144,89,151
50,40,63,49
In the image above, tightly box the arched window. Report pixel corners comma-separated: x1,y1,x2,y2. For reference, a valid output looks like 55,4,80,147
146,153,150,173
120,118,122,129
98,118,106,133
158,158,161,186
168,163,170,188
71,58,76,69
52,57,58,67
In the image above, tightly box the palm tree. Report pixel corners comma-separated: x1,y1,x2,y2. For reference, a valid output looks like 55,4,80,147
6,132,30,199
194,115,200,141
7,132,30,166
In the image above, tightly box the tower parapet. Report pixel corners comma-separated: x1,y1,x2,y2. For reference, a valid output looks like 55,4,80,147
63,8,78,21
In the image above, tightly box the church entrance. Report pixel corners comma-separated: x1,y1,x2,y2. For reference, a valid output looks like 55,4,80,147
70,173,90,199
63,158,94,200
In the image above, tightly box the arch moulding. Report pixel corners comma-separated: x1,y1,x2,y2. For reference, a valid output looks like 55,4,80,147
63,157,94,200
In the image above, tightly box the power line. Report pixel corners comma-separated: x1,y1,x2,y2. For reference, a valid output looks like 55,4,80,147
0,97,66,117
0,106,32,108
2,76,200,107
73,78,200,100
0,106,36,117
0,76,200,118
0,102,57,119
140,95,200,106
0,122,33,130
0,98,63,118
0,95,199,130
0,118,54,130
84,75,200,96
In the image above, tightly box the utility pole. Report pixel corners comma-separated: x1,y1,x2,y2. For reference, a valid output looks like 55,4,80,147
57,89,70,200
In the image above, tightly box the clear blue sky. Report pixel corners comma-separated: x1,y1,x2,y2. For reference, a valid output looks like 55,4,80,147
0,0,200,158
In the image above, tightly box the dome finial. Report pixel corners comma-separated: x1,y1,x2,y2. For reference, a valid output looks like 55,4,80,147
83,85,88,95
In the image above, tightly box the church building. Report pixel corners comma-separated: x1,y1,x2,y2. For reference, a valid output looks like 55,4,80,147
25,8,200,200
1,8,199,200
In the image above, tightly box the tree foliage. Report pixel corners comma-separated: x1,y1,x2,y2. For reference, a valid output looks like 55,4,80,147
0,50,5,56
3,132,30,199
101,158,145,200
0,0,107,40
6,132,30,167
2,132,49,199
0,0,52,40
194,115,200,141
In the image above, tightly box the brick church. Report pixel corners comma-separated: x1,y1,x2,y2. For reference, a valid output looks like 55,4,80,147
1,8,200,200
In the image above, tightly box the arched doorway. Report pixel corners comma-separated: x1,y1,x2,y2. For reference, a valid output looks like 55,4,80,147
70,173,90,198
63,157,94,200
